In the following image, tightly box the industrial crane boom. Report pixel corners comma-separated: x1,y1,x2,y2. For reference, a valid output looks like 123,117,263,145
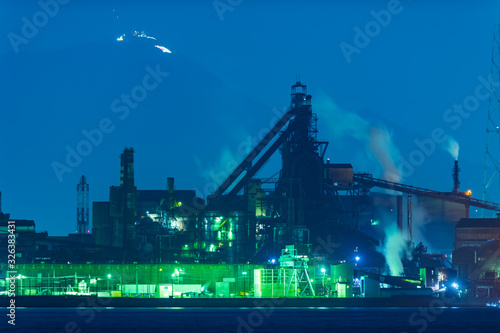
208,108,297,201
353,173,500,212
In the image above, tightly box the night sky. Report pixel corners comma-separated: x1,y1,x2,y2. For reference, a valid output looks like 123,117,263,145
1,0,499,240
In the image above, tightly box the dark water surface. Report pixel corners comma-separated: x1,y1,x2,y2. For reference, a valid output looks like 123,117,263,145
2,307,500,333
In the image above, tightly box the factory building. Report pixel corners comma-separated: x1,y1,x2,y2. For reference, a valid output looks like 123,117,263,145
455,218,500,248
0,192,37,262
110,147,137,249
453,217,500,297
3,81,500,302
92,148,139,256
83,82,498,268
92,148,205,262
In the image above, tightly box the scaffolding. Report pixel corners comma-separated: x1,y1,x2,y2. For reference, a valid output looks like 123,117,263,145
254,245,315,298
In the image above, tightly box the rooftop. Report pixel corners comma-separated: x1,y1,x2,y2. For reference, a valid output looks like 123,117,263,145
456,218,500,228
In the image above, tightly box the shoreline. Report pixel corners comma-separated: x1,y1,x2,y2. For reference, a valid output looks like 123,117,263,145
2,295,492,308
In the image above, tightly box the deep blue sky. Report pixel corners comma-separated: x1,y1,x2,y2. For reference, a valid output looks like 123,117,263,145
1,0,499,237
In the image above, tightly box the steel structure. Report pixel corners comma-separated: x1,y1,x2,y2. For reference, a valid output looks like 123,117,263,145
354,173,500,217
407,195,413,242
483,24,500,210
278,245,315,297
202,82,337,262
89,82,500,265
76,175,89,234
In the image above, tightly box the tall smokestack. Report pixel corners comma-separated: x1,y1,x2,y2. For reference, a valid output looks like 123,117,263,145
167,177,175,209
167,177,174,195
121,148,136,249
77,176,90,234
452,160,460,193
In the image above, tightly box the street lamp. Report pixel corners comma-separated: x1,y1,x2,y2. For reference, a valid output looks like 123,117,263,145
107,274,112,292
355,256,360,268
157,269,163,297
171,269,180,298
242,272,247,297
171,273,176,298
320,268,326,297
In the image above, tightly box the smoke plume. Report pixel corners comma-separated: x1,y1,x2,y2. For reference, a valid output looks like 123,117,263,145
377,225,411,276
442,136,459,160
194,146,241,195
315,90,402,182
369,126,402,182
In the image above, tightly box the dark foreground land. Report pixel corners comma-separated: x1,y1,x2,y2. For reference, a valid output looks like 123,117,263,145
1,295,490,308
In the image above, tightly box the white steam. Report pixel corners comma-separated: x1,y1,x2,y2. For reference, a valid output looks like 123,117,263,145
369,127,402,183
377,225,411,276
442,136,459,160
194,146,241,194
314,90,369,140
315,90,402,182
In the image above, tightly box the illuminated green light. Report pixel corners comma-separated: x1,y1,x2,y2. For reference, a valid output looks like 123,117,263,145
107,274,111,279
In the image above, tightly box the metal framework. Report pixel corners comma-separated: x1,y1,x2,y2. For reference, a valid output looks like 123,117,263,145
407,195,413,242
207,108,297,202
483,24,500,212
354,173,500,213
284,267,315,297
323,183,370,229
76,175,89,234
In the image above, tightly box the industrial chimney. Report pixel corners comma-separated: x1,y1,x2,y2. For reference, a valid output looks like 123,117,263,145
452,160,460,194
167,177,175,209
77,176,89,233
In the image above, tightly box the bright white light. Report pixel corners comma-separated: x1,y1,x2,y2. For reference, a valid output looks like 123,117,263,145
355,256,360,262
452,283,459,289
116,31,171,54
154,45,171,53
321,268,326,273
